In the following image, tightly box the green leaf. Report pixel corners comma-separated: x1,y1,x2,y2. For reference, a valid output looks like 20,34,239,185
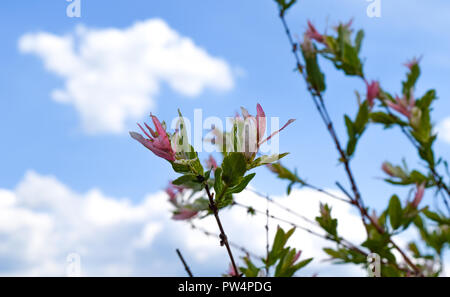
172,174,198,186
388,195,403,230
215,192,234,209
417,140,435,166
171,161,191,174
249,153,289,169
344,115,355,139
411,105,433,145
408,170,428,184
240,257,260,277
275,0,297,15
346,137,357,158
204,169,211,181
226,173,255,194
316,204,338,239
354,101,369,135
287,181,295,195
416,89,436,110
402,63,420,97
370,112,408,128
221,153,247,186
273,248,290,276
362,232,395,263
301,44,326,92
267,226,295,266
423,209,450,225
381,265,403,277
274,249,311,277
324,247,367,265
172,157,204,175
323,248,341,259
343,101,369,158
191,198,210,211
292,257,313,271
324,36,337,53
344,115,357,157
355,29,364,53
342,43,362,76
325,24,363,77
408,242,421,258
267,162,300,183
213,167,223,195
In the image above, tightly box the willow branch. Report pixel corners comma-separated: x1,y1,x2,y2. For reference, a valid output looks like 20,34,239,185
176,249,194,277
278,10,421,275
204,184,240,276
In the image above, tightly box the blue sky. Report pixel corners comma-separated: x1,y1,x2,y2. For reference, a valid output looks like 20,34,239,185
0,0,449,276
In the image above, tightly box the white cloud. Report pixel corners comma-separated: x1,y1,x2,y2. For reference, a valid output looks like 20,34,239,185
437,117,450,144
0,171,172,276
18,19,234,134
1,171,440,276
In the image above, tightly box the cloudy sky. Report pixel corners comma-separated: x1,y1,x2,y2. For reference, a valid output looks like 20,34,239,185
0,0,449,276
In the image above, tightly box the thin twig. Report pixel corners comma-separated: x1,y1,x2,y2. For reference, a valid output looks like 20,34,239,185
248,189,319,225
176,249,194,277
249,184,350,205
189,223,262,260
335,182,353,201
233,200,369,259
233,201,327,240
233,200,415,273
204,184,240,276
303,183,352,204
249,187,368,258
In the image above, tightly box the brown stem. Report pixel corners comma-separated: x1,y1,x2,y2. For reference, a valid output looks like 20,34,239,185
388,240,419,274
176,248,194,277
278,11,421,275
204,184,240,276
